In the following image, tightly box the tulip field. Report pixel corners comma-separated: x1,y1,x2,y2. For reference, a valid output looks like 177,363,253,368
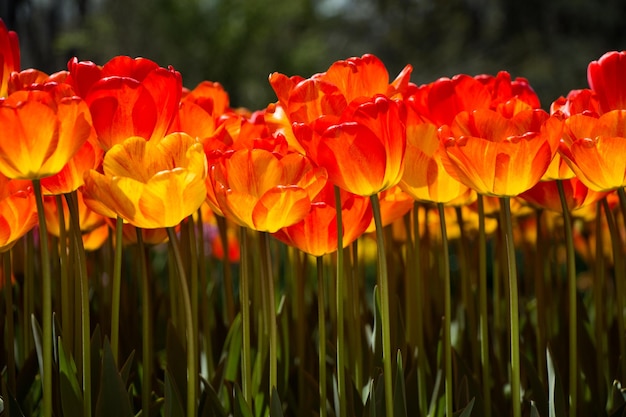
3,18,626,417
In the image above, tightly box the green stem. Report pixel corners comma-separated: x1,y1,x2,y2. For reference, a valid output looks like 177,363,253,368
167,227,197,417
609,191,626,383
370,193,394,417
65,191,92,417
556,180,577,417
317,256,328,417
500,197,521,417
239,227,252,403
477,195,491,417
33,179,52,417
136,228,152,417
334,186,347,417
3,252,16,393
410,203,428,417
594,201,607,406
111,216,124,364
216,215,235,323
438,203,453,417
188,218,199,392
534,209,547,385
259,231,278,391
56,195,72,351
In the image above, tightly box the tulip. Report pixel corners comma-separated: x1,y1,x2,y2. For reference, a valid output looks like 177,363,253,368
0,19,19,98
587,50,626,114
0,83,93,180
83,132,207,229
66,56,182,150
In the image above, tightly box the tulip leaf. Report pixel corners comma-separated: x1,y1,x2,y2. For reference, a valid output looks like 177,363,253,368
530,401,541,417
95,338,133,417
233,384,253,417
222,313,242,382
199,377,228,417
453,397,475,417
163,369,184,417
57,336,83,417
270,387,284,417
30,315,44,386
547,347,566,417
166,321,187,402
394,350,407,417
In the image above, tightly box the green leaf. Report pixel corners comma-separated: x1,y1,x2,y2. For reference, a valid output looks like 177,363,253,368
30,315,44,385
166,322,187,402
222,313,243,382
200,377,228,417
393,350,407,417
270,387,284,417
453,397,475,417
119,350,136,386
57,336,84,417
233,384,254,417
547,347,566,417
164,369,185,417
95,338,133,417
530,401,541,417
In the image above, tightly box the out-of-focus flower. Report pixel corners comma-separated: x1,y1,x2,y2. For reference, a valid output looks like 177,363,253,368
520,177,609,217
273,182,372,257
364,185,413,233
66,56,182,151
0,83,93,180
0,174,37,252
83,132,207,229
0,19,19,98
44,190,109,251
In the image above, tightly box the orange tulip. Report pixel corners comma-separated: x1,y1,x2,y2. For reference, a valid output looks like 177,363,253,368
520,177,609,215
269,55,411,195
82,132,207,229
0,83,93,180
0,174,37,252
66,56,182,150
206,148,327,233
169,81,231,141
293,95,407,196
0,19,19,98
587,51,626,114
400,93,473,204
440,100,561,197
272,182,372,257
559,110,626,192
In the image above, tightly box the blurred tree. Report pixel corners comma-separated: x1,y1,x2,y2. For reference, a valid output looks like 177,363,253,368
3,0,626,110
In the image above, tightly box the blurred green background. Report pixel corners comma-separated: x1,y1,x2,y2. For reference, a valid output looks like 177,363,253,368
3,0,626,110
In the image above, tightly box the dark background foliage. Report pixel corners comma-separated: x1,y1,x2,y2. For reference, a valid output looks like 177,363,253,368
3,0,626,110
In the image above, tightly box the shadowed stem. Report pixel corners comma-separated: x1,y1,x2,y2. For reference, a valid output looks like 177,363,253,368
259,231,278,391
239,226,252,403
136,228,152,417
167,226,197,417
609,190,626,383
500,196,521,417
477,195,491,417
370,193,394,417
3,252,15,393
437,203,453,417
334,186,347,417
56,195,72,351
33,179,52,417
111,216,124,364
65,191,92,417
556,180,577,417
317,256,328,417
